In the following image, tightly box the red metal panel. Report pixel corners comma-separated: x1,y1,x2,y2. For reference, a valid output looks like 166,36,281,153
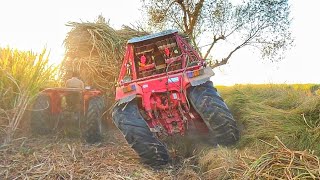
42,88,102,115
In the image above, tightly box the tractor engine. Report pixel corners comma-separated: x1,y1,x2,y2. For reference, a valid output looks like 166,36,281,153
147,92,187,135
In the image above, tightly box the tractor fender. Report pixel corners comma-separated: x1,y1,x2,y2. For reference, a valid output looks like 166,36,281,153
187,66,215,86
118,94,136,105
115,83,143,105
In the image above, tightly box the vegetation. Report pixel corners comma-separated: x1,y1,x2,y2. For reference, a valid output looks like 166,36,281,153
0,17,318,179
195,84,320,179
0,47,56,145
219,84,320,154
141,0,293,68
1,83,319,179
62,18,147,111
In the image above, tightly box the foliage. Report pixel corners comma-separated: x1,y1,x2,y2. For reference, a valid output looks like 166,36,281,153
141,0,293,68
0,47,56,144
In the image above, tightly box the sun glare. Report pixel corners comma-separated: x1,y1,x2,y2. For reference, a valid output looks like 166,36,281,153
0,0,319,85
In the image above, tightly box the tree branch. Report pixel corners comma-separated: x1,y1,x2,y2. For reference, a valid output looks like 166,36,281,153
225,22,245,38
210,45,240,69
190,33,202,57
209,29,254,69
203,35,225,59
175,0,189,33
169,12,185,30
189,0,204,33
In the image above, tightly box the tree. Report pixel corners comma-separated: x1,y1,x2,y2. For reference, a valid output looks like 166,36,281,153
141,0,293,68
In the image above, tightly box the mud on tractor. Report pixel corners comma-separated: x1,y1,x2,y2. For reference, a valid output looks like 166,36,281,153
112,30,240,167
31,88,105,143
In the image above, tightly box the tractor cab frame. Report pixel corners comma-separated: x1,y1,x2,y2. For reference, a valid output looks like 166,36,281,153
113,30,239,167
115,30,214,135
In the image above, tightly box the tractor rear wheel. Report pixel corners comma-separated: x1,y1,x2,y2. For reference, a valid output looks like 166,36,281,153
84,96,104,143
30,94,51,134
187,81,240,146
112,100,170,167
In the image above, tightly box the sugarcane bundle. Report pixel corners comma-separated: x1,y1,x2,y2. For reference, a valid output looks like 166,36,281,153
62,21,147,95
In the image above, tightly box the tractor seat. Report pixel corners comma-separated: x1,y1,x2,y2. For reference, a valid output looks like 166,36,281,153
139,63,155,71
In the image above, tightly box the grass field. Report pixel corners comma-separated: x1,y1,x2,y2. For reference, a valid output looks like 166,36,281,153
0,47,319,179
0,83,319,179
218,84,320,153
197,84,320,179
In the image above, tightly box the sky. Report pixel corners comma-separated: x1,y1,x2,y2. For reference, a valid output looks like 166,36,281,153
0,0,319,85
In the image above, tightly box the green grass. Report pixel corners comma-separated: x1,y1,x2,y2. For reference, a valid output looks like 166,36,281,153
195,84,320,179
217,84,320,155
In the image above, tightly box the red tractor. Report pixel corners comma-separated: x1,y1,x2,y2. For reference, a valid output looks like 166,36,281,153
30,88,105,143
112,30,239,167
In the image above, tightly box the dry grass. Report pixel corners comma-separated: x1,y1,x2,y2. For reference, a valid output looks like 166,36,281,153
197,137,320,179
199,147,248,179
1,131,319,179
243,137,320,179
0,130,163,179
0,129,210,180
1,83,320,179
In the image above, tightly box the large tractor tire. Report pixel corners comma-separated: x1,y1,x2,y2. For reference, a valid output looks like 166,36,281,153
112,100,170,167
84,96,104,143
187,81,240,146
30,94,52,134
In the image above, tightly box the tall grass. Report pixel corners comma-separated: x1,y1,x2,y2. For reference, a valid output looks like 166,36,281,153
0,47,57,145
195,84,320,179
217,84,320,154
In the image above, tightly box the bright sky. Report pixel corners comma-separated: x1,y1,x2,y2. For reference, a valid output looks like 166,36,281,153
0,0,319,85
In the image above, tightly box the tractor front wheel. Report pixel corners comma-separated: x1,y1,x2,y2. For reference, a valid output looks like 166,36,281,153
187,81,240,146
112,100,170,168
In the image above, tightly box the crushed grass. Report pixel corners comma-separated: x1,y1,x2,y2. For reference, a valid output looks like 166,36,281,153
0,130,208,180
0,130,161,179
242,136,320,179
198,137,320,179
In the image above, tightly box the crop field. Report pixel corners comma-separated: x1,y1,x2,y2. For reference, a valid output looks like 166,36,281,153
1,26,319,179
1,0,319,178
0,47,319,179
